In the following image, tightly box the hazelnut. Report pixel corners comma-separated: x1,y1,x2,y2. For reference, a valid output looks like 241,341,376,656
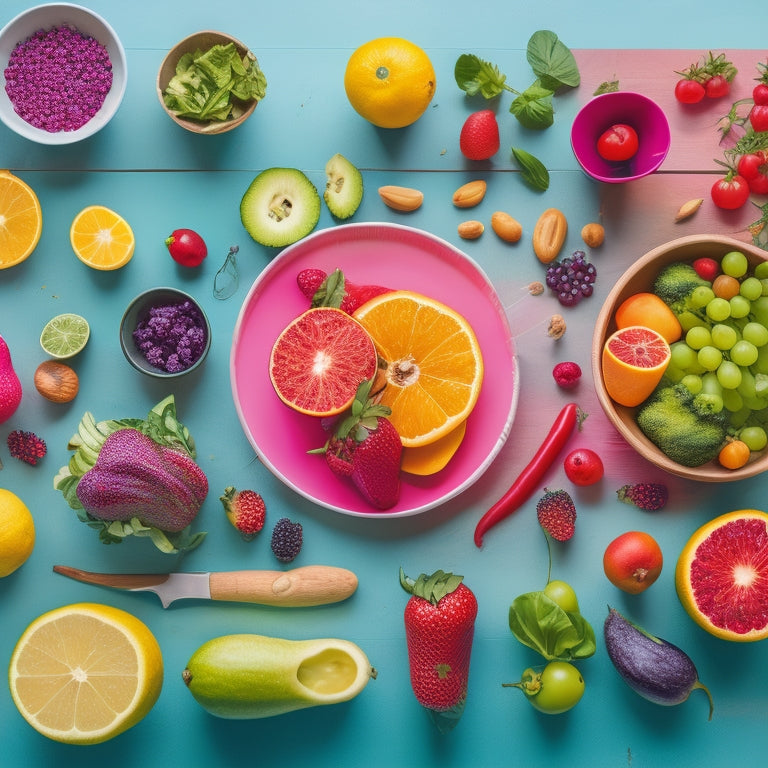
34,361,79,403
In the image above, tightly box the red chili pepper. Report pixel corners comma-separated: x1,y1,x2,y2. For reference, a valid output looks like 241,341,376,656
474,403,586,548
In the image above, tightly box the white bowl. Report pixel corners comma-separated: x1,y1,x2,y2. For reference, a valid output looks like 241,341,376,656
0,3,126,144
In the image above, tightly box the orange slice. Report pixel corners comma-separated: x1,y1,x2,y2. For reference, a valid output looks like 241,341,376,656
601,325,670,407
353,290,483,447
0,170,42,269
675,509,768,642
401,420,467,475
70,205,135,270
614,292,682,344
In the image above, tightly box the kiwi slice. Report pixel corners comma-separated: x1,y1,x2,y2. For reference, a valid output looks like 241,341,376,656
323,153,363,220
240,167,321,248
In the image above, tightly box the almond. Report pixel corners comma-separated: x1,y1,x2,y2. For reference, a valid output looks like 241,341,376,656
378,185,424,212
452,180,487,208
491,211,523,243
675,198,704,222
580,222,605,248
34,361,79,403
458,220,484,240
532,208,568,264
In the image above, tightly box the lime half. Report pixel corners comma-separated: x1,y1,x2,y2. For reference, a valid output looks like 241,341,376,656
40,313,90,359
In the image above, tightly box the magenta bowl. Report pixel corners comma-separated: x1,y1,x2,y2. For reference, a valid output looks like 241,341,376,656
570,91,670,183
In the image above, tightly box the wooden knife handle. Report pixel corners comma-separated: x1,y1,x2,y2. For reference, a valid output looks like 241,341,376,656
208,566,358,607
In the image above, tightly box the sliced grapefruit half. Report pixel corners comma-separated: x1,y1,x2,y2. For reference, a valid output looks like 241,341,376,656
675,509,768,642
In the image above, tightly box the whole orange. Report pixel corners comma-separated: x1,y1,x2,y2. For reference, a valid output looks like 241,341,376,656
614,292,682,344
344,37,436,129
603,530,663,594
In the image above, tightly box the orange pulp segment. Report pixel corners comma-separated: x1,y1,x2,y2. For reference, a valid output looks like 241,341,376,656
401,420,467,475
353,290,483,447
602,325,670,407
70,205,135,270
0,170,43,269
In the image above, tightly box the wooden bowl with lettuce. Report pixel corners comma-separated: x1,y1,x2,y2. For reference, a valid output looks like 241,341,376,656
157,31,267,134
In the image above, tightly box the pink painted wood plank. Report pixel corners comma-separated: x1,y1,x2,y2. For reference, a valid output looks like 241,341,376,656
574,49,767,172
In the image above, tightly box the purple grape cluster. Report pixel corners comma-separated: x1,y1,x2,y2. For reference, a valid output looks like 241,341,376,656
545,250,598,307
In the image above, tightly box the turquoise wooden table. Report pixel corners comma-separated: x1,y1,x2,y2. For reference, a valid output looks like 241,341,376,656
2,2,768,766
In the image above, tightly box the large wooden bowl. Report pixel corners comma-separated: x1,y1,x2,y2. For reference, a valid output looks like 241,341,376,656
592,234,768,482
156,31,259,135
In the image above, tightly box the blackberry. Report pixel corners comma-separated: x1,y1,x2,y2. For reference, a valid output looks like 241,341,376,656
6,430,47,465
270,517,303,562
544,250,597,307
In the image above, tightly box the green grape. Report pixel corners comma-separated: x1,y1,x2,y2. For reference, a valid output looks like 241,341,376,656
754,345,768,374
742,322,768,347
664,364,686,383
702,371,723,397
731,339,759,366
670,341,699,370
722,388,744,412
740,426,768,451
710,323,738,350
678,311,707,333
760,278,768,296
756,372,768,398
721,250,749,278
697,345,722,371
706,297,731,322
737,368,758,398
729,295,751,318
743,394,768,410
751,297,768,326
754,261,768,280
740,276,763,300
716,360,742,389
696,392,724,413
690,285,715,308
686,326,712,350
680,374,703,394
728,407,753,429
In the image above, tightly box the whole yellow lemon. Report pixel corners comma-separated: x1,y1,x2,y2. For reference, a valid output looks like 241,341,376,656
0,488,35,577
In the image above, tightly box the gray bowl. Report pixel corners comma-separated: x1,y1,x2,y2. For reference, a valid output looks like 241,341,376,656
120,287,211,378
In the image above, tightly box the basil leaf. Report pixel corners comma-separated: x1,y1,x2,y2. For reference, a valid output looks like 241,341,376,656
510,84,554,130
454,53,508,99
511,147,550,191
526,30,580,92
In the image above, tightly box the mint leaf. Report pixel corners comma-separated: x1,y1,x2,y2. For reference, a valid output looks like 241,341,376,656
526,30,580,92
454,53,510,99
511,147,550,191
510,84,554,129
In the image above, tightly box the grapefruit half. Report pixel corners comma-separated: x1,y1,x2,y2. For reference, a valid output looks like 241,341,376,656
269,307,378,417
675,509,768,642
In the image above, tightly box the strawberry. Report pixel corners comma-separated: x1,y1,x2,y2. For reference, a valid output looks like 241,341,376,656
617,482,669,512
220,486,266,540
321,379,402,509
459,109,500,161
536,488,577,541
400,568,478,732
296,267,390,314
552,361,582,389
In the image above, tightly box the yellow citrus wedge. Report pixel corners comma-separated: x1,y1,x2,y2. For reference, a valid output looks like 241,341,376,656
353,290,483,448
0,488,35,578
601,325,670,407
344,37,436,129
70,205,135,270
675,509,768,642
0,170,42,269
401,420,467,475
8,602,163,744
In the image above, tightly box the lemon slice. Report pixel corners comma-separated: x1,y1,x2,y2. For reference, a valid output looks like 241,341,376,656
70,205,135,270
40,313,90,359
8,602,164,744
0,170,43,269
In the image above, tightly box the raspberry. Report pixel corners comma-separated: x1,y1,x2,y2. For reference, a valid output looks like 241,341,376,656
459,110,500,161
552,361,582,388
6,430,47,465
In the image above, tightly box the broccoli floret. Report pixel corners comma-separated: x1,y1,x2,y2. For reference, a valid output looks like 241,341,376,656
652,262,710,314
636,383,728,467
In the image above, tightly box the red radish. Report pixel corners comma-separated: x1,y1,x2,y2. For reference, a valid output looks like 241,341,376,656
165,228,208,267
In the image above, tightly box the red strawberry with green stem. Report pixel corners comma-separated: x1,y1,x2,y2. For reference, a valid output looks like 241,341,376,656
220,486,266,540
400,568,478,733
536,488,577,541
319,378,402,509
459,109,500,161
297,268,390,314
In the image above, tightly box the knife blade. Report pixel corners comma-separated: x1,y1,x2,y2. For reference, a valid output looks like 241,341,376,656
53,564,358,608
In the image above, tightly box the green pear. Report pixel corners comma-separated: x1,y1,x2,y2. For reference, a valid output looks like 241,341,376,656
182,633,376,719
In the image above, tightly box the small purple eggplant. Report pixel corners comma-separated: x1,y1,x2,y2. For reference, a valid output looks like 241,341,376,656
604,607,713,720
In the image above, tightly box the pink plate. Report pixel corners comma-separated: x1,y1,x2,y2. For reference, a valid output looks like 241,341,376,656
230,222,519,518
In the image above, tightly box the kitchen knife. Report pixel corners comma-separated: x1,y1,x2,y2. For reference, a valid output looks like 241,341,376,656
53,564,358,608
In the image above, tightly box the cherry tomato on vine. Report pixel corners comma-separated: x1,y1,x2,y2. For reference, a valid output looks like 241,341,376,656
674,78,705,104
596,123,639,162
749,105,768,133
704,74,730,99
753,84,768,106
737,151,768,195
711,174,750,210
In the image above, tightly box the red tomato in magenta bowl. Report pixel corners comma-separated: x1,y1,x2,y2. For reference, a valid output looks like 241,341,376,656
571,92,670,183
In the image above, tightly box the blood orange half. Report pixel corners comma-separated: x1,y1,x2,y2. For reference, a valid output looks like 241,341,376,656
675,509,768,642
269,307,378,417
601,325,670,407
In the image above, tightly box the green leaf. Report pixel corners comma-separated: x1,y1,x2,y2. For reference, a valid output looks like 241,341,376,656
454,53,510,99
526,30,580,92
511,147,550,191
510,84,554,130
594,79,620,95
